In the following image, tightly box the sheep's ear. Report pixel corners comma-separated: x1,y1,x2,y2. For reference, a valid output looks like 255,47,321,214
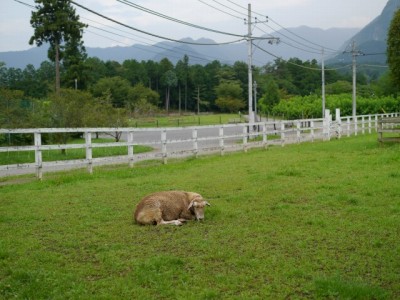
188,200,196,209
204,201,211,207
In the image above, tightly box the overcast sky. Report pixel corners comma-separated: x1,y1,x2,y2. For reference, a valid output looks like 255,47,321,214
0,0,389,52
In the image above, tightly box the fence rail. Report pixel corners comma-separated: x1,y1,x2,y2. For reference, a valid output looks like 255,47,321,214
0,111,398,179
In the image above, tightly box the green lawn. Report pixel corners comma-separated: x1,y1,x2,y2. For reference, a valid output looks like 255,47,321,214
129,113,245,127
0,134,399,299
0,138,152,165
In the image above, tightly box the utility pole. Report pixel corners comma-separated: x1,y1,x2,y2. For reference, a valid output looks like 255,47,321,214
321,48,326,118
245,4,278,125
344,41,364,117
247,3,254,124
253,80,258,122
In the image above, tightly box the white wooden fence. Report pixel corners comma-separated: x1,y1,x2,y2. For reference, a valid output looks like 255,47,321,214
0,110,398,179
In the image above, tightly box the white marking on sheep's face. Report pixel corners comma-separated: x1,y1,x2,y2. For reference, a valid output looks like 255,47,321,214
188,200,211,221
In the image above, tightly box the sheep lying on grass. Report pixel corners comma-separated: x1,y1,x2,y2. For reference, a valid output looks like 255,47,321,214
134,191,211,226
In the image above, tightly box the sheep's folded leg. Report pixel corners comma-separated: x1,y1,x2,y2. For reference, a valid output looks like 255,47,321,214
158,219,184,226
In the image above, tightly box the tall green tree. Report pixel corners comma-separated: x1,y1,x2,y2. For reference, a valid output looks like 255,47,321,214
215,81,245,113
161,70,178,113
29,0,86,95
258,76,280,114
176,55,190,114
91,76,132,108
387,8,400,91
190,64,207,114
62,35,88,89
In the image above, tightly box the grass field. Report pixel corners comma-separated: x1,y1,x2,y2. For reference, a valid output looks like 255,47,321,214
0,138,152,166
0,134,399,299
129,113,245,127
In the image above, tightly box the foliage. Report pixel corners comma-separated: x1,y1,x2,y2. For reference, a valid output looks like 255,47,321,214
127,83,160,112
387,8,400,90
1,47,397,118
161,70,178,112
325,80,353,94
91,76,132,108
272,94,400,119
0,135,399,299
258,76,280,114
29,0,86,94
0,64,49,98
0,88,32,128
215,81,245,112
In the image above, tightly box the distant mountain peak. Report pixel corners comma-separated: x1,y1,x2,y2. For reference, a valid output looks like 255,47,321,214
329,0,400,64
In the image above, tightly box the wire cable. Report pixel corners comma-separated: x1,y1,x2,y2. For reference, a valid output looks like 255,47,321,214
13,0,34,9
225,0,340,53
212,0,247,17
254,24,322,55
253,43,352,71
116,0,245,37
85,24,211,63
82,16,220,62
197,0,244,20
71,1,245,46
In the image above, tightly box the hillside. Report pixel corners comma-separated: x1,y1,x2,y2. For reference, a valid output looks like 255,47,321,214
328,0,400,65
0,27,358,69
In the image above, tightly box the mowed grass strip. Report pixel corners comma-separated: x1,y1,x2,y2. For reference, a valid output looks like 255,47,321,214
0,135,399,299
0,138,152,165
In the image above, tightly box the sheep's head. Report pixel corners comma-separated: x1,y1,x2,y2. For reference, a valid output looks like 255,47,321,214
187,193,211,221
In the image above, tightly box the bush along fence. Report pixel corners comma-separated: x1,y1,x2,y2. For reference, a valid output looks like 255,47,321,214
0,110,398,179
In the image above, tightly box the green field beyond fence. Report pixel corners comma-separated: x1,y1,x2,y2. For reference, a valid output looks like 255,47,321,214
0,134,399,299
129,113,245,127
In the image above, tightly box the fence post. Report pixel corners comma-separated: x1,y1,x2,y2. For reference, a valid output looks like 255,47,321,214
375,115,379,131
368,115,372,134
335,108,341,139
296,120,301,143
281,122,285,147
34,132,42,180
161,130,167,164
323,109,331,141
361,116,365,134
310,120,315,142
242,125,248,152
354,116,358,136
128,131,134,167
262,123,268,149
192,128,198,158
219,126,224,156
85,132,93,174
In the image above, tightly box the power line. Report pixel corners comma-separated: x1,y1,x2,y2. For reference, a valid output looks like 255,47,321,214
267,17,339,53
225,0,340,53
253,43,352,72
13,0,236,64
254,24,322,55
197,0,244,20
82,17,217,62
13,0,34,9
116,0,245,38
71,1,245,46
85,24,211,63
210,0,247,18
359,64,388,68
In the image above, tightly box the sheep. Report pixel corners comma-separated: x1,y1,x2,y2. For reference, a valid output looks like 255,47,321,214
134,191,211,226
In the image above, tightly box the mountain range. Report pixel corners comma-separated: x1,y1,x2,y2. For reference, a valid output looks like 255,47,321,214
328,0,400,65
1,0,399,69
